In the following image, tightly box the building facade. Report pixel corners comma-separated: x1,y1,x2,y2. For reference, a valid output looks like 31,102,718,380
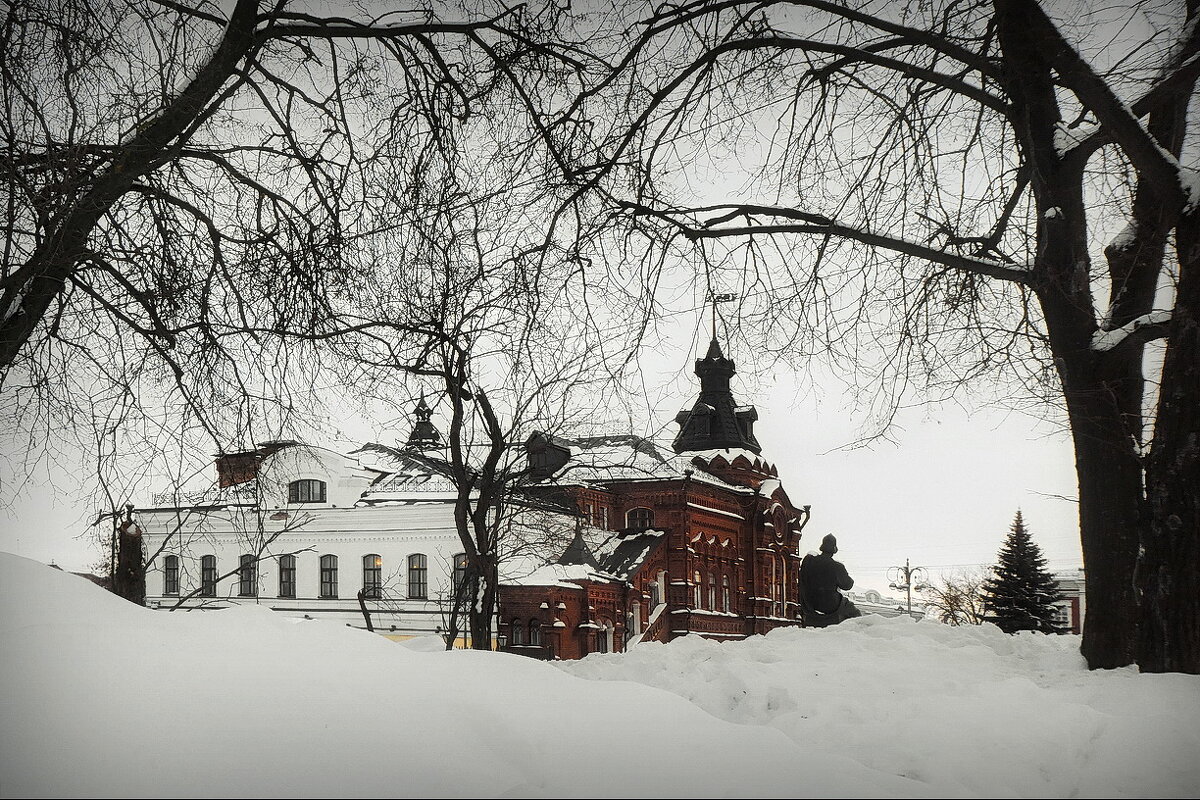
137,440,479,641
498,337,813,659
136,337,816,655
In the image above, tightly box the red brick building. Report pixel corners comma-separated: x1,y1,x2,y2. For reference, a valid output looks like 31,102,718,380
499,337,812,659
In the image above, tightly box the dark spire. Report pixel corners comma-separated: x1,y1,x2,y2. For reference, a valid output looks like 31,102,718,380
557,527,599,569
405,397,442,450
672,336,762,454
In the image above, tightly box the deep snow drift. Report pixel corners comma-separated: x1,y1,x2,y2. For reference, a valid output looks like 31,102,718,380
1,552,1196,798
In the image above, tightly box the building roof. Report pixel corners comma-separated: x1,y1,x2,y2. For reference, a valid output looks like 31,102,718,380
593,529,664,580
557,528,600,569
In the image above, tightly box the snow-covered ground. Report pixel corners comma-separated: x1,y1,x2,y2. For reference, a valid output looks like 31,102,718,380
1,552,1196,798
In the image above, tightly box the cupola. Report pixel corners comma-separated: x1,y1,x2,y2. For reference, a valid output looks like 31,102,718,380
672,336,762,454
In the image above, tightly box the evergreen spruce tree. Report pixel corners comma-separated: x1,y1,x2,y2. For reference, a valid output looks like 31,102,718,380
983,511,1066,634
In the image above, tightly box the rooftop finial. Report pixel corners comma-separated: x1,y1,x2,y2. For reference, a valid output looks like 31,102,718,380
708,291,737,342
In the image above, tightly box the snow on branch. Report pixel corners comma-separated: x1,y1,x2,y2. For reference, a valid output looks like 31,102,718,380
1091,310,1172,352
1027,5,1194,213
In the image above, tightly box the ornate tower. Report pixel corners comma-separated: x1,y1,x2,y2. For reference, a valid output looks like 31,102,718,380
405,397,442,450
672,337,762,454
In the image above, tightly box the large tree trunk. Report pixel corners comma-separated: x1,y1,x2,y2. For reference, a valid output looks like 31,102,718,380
1138,210,1200,674
1062,379,1143,668
112,514,146,607
997,0,1145,669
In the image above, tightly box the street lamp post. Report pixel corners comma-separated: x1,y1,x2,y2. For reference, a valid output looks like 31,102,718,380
888,559,929,617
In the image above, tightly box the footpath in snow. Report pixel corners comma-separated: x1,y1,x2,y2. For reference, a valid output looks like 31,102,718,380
1,552,1196,798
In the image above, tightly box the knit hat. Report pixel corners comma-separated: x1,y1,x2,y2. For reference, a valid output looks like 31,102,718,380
820,534,838,554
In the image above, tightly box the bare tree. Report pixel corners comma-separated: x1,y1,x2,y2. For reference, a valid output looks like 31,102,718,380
923,568,990,627
344,335,624,650
574,0,1199,672
0,0,609,536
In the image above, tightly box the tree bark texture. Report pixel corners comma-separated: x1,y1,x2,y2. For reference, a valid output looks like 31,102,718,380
1139,209,1200,673
112,519,146,607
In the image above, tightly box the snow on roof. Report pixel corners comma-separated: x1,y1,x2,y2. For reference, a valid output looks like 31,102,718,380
504,562,616,589
687,447,776,472
544,436,760,493
147,479,257,509
592,529,664,580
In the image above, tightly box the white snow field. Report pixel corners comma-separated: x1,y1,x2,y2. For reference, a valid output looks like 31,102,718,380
1,552,1196,798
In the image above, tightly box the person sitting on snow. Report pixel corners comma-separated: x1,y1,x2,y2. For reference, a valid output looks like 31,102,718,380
799,534,862,627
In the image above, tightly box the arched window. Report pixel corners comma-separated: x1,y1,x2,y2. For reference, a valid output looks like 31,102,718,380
629,603,642,635
163,555,179,595
510,618,525,646
773,555,784,616
596,620,613,654
320,555,338,598
693,570,702,608
649,581,661,609
200,555,217,597
362,554,382,599
238,554,257,597
278,554,296,598
722,575,731,613
528,620,541,646
626,507,654,531
780,554,788,613
288,479,326,504
452,553,469,602
407,554,428,599
708,573,717,611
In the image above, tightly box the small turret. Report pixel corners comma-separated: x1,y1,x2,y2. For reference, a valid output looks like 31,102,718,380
672,336,762,454
405,397,442,450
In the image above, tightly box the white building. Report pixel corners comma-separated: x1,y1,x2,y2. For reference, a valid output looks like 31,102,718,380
846,589,927,620
1052,569,1086,634
138,438,489,642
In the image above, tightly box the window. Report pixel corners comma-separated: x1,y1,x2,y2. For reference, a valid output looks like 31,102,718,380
780,556,788,612
693,570,702,608
278,554,296,598
596,621,612,654
452,553,469,602
600,507,609,529
510,618,524,646
629,603,642,635
772,556,783,616
528,620,541,646
163,555,179,595
362,554,382,599
200,555,217,597
239,554,257,597
626,507,654,531
320,554,338,598
288,479,326,504
722,575,731,613
584,502,594,525
408,554,428,599
708,573,717,611
771,556,780,616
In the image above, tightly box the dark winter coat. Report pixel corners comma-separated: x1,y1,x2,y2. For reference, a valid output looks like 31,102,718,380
800,552,855,616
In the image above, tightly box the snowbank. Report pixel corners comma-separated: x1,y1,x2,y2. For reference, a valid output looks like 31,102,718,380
1,553,1196,798
561,618,1200,797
